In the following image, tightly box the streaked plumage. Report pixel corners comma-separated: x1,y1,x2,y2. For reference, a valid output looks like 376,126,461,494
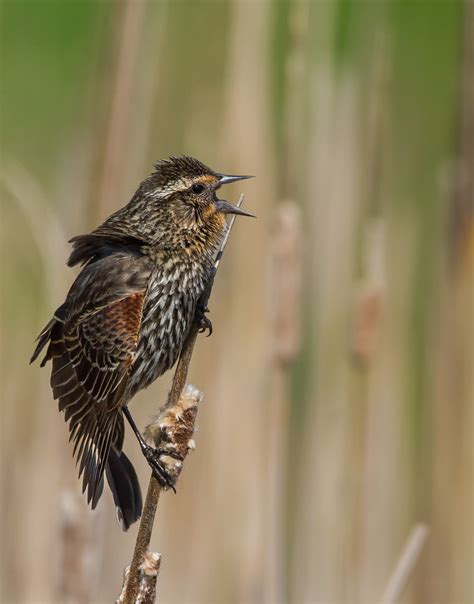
31,156,252,529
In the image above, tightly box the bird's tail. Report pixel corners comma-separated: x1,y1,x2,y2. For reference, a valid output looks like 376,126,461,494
106,448,142,531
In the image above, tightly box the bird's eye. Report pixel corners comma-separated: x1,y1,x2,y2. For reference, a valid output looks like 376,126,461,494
191,183,205,194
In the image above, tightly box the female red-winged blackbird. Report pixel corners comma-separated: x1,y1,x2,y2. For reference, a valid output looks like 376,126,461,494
31,156,252,530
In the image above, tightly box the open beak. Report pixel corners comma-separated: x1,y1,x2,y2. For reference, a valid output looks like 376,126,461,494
215,200,255,217
214,173,255,217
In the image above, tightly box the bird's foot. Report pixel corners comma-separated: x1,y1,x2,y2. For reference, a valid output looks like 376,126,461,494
143,445,177,492
196,305,213,336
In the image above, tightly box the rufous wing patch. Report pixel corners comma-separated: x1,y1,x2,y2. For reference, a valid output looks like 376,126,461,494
101,291,145,364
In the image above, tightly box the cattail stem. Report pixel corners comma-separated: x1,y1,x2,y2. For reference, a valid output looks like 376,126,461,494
121,476,162,604
121,195,245,603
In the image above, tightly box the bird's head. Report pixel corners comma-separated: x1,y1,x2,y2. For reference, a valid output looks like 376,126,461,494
149,155,252,217
100,156,254,255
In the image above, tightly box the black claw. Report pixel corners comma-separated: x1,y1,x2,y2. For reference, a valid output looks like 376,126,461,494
143,445,176,492
156,448,184,462
123,406,178,493
196,305,213,336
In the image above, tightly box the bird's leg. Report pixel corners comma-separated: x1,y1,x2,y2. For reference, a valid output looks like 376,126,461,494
195,272,215,336
123,406,176,492
196,304,212,336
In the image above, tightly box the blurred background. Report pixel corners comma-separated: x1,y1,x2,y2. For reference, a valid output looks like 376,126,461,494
1,1,473,603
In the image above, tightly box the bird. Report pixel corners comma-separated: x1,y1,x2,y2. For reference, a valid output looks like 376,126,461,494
31,156,253,530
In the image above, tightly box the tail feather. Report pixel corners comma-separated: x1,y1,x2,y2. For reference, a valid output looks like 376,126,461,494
106,448,142,531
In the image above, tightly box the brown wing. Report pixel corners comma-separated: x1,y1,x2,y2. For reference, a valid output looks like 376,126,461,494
62,291,145,409
35,253,152,508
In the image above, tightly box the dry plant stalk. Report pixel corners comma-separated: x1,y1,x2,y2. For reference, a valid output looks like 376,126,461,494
97,0,146,217
263,202,302,603
57,491,90,604
117,552,161,604
120,195,245,604
270,202,302,365
144,384,203,482
380,523,430,604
